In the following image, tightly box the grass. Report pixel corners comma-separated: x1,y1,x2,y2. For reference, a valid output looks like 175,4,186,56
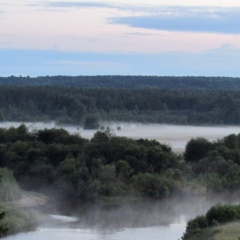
0,168,22,202
193,222,240,240
0,203,38,237
213,222,240,240
0,168,47,237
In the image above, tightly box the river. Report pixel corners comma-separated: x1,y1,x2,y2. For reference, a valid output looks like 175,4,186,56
2,216,186,240
2,194,237,240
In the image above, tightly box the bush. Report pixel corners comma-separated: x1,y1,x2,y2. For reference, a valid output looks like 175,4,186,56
182,215,208,240
0,204,37,237
206,204,240,225
182,204,240,240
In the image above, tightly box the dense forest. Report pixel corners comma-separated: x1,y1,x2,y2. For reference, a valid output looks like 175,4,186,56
0,125,182,205
1,75,240,125
0,86,240,125
0,125,240,208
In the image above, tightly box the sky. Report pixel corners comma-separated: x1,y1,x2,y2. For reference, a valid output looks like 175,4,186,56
0,0,240,77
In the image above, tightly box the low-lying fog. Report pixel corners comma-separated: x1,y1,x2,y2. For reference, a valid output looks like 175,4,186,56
2,121,240,152
3,194,240,240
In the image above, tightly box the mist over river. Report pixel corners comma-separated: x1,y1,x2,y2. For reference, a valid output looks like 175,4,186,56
1,218,186,240
2,195,238,240
2,121,240,152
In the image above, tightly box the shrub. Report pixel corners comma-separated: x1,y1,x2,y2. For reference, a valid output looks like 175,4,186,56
206,204,240,225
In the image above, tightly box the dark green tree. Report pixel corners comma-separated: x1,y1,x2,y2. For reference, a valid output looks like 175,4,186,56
184,138,213,162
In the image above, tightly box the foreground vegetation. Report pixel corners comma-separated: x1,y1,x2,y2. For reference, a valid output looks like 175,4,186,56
212,221,240,240
182,204,240,240
0,204,37,238
0,168,38,237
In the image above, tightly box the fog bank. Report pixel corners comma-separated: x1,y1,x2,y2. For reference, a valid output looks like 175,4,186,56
1,121,240,152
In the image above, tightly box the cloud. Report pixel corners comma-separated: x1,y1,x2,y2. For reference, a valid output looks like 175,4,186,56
40,3,240,34
40,1,167,13
44,2,118,9
110,6,240,34
125,32,163,37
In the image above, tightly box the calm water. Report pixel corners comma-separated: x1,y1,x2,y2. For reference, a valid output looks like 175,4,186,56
2,121,240,152
2,224,186,240
2,215,186,240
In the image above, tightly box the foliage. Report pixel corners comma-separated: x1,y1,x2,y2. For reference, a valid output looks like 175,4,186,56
184,133,240,192
0,208,8,237
182,204,240,240
206,204,240,225
0,204,37,237
211,221,240,240
0,168,21,202
0,172,37,237
184,138,213,163
1,124,240,208
182,215,208,240
0,126,183,205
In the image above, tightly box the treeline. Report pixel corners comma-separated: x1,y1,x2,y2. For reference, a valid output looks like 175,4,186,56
1,76,240,90
0,86,240,125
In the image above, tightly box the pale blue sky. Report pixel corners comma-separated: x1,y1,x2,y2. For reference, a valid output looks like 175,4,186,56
0,0,240,76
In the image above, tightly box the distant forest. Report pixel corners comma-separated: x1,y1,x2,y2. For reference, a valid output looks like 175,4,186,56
1,75,240,90
0,75,240,125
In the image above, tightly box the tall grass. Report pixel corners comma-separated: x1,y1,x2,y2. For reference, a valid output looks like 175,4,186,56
0,203,37,237
0,168,38,237
0,168,22,202
213,222,240,240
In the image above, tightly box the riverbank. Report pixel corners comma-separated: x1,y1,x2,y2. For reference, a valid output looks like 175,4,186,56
182,204,240,240
9,191,48,208
0,203,38,238
210,221,240,240
185,221,240,240
0,191,48,238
